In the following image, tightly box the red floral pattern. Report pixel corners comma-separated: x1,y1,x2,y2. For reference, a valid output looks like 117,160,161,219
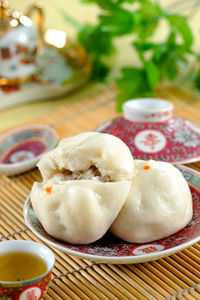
140,133,161,150
140,246,158,253
97,116,200,163
0,273,51,300
26,289,39,300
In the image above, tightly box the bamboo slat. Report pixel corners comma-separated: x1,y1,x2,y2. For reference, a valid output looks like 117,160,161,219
0,85,200,300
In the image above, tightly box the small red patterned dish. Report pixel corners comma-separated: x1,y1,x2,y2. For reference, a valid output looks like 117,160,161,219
0,240,55,300
0,125,58,176
23,165,200,264
96,98,200,164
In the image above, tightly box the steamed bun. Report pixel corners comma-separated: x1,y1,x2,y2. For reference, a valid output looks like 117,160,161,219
110,160,193,243
38,131,133,182
31,132,134,244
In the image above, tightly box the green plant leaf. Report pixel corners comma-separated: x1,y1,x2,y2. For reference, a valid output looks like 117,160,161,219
116,74,142,94
81,0,116,10
119,67,142,77
140,1,162,17
167,15,194,48
116,93,133,112
122,0,136,3
116,67,144,93
78,25,114,56
135,18,159,40
133,41,157,51
116,83,153,111
99,8,134,36
145,61,160,88
115,66,154,110
61,0,197,111
91,60,110,81
82,0,136,8
194,69,200,91
156,52,179,81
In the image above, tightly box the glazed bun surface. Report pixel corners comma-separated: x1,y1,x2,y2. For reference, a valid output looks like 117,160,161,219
110,160,193,243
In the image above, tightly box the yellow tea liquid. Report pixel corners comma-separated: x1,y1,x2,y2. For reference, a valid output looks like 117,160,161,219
0,252,47,281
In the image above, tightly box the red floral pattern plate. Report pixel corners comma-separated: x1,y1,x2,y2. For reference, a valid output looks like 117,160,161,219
0,125,58,176
23,165,200,264
96,117,200,164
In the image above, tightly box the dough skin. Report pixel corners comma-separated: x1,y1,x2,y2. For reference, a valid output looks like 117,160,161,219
31,180,131,244
110,160,193,243
31,132,134,244
37,131,134,182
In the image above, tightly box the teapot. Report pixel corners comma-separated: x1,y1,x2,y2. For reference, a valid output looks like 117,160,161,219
0,0,43,86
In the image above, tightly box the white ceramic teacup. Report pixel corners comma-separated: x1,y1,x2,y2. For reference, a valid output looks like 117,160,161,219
122,98,174,122
0,240,55,300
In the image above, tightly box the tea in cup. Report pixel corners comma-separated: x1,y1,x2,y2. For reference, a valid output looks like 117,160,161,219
0,240,55,300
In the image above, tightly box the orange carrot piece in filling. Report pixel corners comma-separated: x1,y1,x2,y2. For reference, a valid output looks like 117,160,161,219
143,165,151,170
45,186,53,194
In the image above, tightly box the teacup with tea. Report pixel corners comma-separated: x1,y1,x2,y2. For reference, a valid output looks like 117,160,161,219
0,240,55,300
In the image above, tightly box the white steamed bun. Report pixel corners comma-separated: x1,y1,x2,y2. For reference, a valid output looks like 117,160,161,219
110,160,193,243
30,132,134,244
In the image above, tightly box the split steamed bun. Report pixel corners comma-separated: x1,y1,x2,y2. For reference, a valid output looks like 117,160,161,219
30,132,134,244
110,160,193,243
38,131,134,182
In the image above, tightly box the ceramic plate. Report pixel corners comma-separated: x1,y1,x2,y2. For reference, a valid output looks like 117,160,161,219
96,116,200,165
24,165,200,264
0,125,58,176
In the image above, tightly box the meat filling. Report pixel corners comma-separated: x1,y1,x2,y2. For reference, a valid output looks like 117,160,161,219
57,166,112,182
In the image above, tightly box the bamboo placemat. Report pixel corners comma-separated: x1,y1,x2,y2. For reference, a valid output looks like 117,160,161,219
0,85,200,300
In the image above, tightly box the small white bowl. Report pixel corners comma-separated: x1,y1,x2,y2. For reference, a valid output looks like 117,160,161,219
0,125,58,176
